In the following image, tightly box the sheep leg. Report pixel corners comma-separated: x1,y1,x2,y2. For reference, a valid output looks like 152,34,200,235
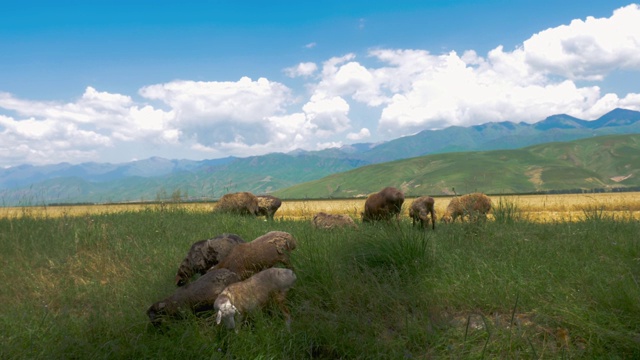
273,291,292,331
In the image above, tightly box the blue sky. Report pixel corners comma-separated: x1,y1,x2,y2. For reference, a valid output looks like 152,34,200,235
1,1,639,167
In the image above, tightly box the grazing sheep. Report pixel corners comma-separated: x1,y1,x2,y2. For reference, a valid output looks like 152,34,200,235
147,269,240,327
256,195,282,220
214,192,259,216
174,233,246,286
441,193,492,223
361,186,405,223
211,231,297,280
214,268,297,330
409,196,436,230
312,212,358,229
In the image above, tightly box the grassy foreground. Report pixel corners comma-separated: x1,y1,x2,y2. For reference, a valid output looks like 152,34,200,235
1,205,639,359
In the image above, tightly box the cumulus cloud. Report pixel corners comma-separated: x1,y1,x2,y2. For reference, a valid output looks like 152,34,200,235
522,4,640,80
283,62,318,78
2,4,640,167
302,93,351,137
139,77,292,147
347,128,371,140
300,4,640,136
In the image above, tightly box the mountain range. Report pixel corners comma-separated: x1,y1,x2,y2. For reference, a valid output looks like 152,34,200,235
1,108,640,205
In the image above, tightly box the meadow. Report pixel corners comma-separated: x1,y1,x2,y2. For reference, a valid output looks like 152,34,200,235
1,193,639,359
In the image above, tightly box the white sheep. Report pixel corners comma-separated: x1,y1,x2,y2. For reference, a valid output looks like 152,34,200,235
214,267,297,330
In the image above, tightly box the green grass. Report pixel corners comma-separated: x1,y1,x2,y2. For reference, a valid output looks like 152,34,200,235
1,206,639,359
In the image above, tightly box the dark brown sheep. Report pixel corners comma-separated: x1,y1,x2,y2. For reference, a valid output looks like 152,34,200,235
174,233,246,286
256,195,282,220
441,193,492,223
409,196,436,230
214,268,297,330
361,186,405,223
211,231,297,280
214,192,259,216
312,212,358,229
147,268,240,327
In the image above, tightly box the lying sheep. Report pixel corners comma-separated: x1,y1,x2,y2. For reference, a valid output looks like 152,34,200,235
256,195,282,220
409,196,436,230
211,231,297,280
147,268,240,327
441,193,492,223
174,233,246,286
312,212,358,229
214,192,259,216
214,268,297,330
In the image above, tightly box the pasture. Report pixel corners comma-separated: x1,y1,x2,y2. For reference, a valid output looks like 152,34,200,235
2,192,640,222
1,192,639,358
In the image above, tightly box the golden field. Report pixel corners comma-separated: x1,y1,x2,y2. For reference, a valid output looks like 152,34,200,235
1,192,640,222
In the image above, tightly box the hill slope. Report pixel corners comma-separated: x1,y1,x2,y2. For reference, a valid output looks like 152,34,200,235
1,108,639,205
273,134,640,199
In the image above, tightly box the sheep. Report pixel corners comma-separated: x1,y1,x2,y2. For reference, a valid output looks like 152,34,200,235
312,212,358,229
211,231,297,280
441,193,492,223
214,192,259,216
214,267,297,330
409,196,436,230
256,195,282,220
361,186,405,223
147,268,240,327
174,233,246,286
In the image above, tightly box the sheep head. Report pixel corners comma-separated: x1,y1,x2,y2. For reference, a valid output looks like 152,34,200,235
215,297,238,329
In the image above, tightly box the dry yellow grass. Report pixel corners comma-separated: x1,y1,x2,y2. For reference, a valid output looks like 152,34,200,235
1,192,640,222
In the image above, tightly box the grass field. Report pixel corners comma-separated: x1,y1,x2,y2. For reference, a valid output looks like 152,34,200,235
2,192,640,223
1,193,639,358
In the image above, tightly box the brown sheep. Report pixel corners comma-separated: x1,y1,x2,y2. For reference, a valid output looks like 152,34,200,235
214,192,259,216
361,186,405,223
441,193,492,223
147,268,240,327
256,195,282,220
214,268,297,330
312,212,358,229
211,231,297,280
409,196,436,230
174,233,246,286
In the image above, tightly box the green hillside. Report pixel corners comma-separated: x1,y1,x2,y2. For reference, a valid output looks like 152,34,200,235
273,134,640,199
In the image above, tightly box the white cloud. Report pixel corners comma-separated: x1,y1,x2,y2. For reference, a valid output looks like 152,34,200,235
305,42,317,49
139,77,292,147
2,4,640,167
283,62,318,78
347,128,371,140
302,93,351,137
522,4,640,80
297,4,640,137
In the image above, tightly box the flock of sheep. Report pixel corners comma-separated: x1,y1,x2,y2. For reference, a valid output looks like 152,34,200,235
146,188,492,331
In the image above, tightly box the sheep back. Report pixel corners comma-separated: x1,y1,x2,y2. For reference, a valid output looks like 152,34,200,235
212,231,297,279
214,268,297,329
312,212,357,229
442,193,492,223
175,233,246,286
215,192,260,216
